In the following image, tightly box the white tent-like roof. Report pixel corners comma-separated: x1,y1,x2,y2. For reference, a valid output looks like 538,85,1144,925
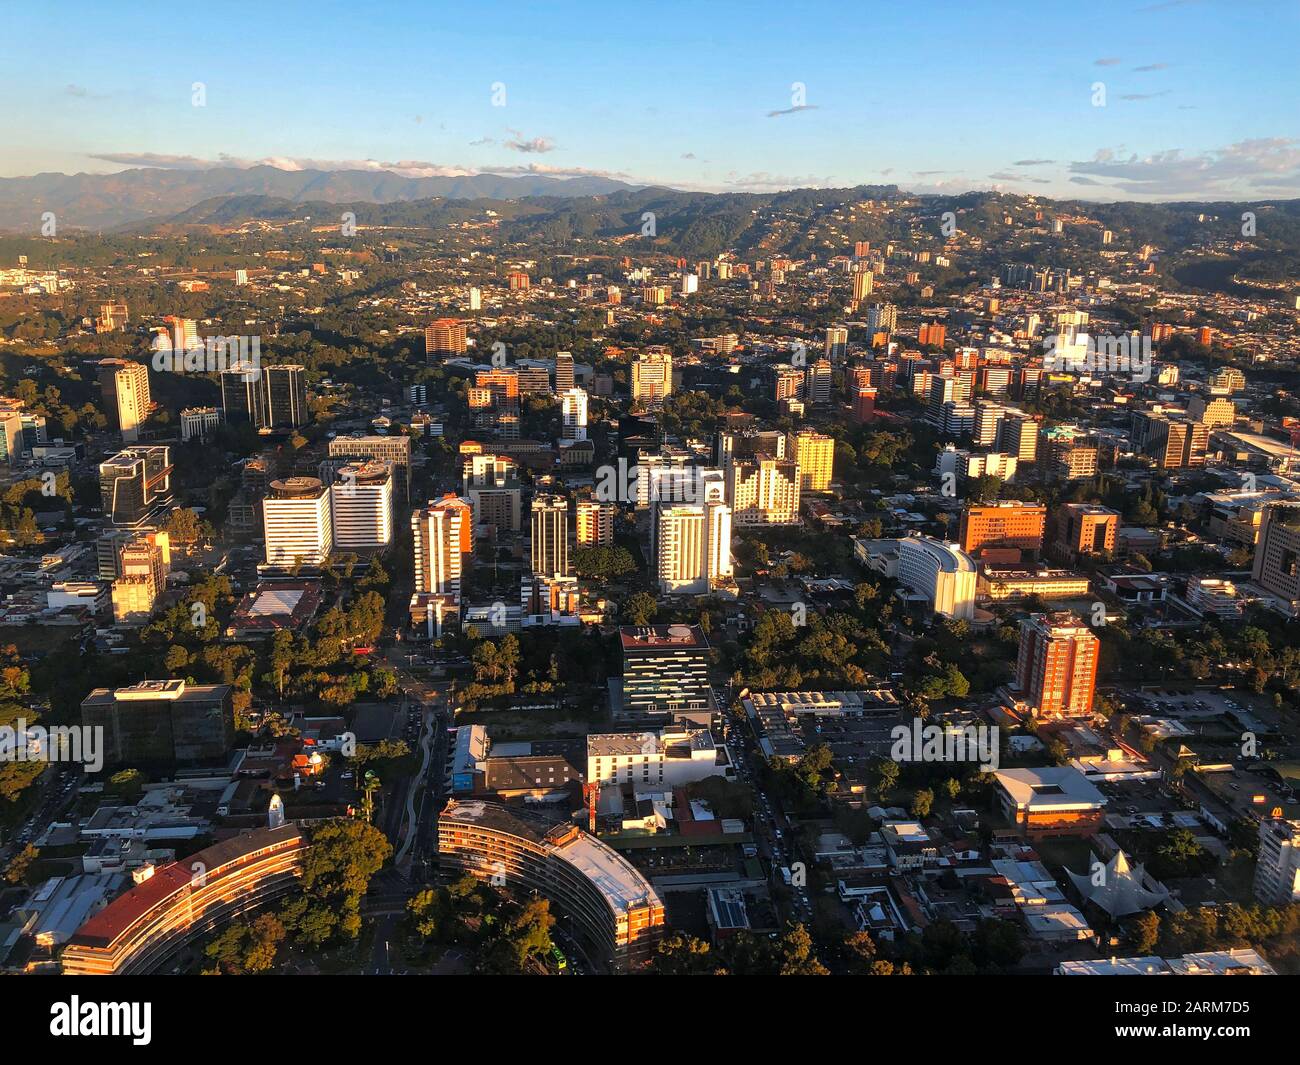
1067,849,1169,918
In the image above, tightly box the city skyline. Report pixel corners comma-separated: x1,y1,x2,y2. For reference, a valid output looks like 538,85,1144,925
3,0,1299,201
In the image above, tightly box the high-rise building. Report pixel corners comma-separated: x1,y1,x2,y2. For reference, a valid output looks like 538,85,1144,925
328,434,412,501
619,625,712,722
425,317,468,358
516,364,551,395
474,367,520,402
774,367,805,402
998,411,1040,466
110,575,156,626
80,680,234,766
263,477,332,566
1187,395,1236,428
918,322,947,347
463,452,523,532
220,367,267,429
1208,366,1246,394
561,387,589,442
653,496,732,595
726,456,801,526
220,364,308,431
0,406,24,465
1052,503,1120,561
97,359,151,442
554,351,575,394
329,461,393,549
436,800,664,973
531,494,571,579
412,494,473,595
851,269,874,303
95,300,129,333
587,726,729,788
974,402,1009,448
959,502,1047,559
866,302,897,335
264,364,309,430
109,531,170,625
1139,414,1210,469
99,446,173,527
789,429,835,492
631,351,673,405
1015,612,1099,718
1042,427,1097,481
853,387,877,423
576,499,616,546
1251,502,1300,614
806,359,833,406
825,326,848,360
162,316,199,353
1254,819,1300,906
927,374,973,425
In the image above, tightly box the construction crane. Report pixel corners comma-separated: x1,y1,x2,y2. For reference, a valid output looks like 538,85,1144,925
582,781,599,833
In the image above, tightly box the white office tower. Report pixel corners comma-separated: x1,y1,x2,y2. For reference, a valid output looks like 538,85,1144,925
651,469,730,594
561,387,589,442
263,478,332,566
531,494,570,578
468,286,482,311
98,359,151,443
654,498,733,595
412,495,471,595
680,273,698,295
1254,818,1300,905
329,461,393,549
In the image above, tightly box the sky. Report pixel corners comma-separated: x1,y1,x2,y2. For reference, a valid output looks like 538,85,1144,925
2,0,1298,201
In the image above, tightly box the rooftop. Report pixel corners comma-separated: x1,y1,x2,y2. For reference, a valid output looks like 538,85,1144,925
619,624,709,651
440,800,661,916
994,766,1107,809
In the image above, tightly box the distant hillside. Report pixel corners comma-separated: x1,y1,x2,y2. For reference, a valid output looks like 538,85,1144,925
0,165,640,231
140,185,1300,271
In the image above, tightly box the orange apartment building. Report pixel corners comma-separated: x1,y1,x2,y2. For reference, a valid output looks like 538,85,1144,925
959,502,1047,561
1014,611,1099,718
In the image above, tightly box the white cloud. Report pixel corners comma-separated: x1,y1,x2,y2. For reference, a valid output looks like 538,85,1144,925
1068,139,1300,197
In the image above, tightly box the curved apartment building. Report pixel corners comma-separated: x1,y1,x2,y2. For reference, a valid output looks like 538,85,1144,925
438,799,664,973
897,533,977,620
61,824,307,975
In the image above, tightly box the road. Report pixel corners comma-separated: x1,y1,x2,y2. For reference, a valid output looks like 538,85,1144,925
394,698,437,870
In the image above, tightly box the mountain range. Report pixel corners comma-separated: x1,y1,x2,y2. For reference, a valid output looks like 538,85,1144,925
0,165,640,231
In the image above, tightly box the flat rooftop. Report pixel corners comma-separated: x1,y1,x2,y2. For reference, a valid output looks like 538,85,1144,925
619,624,709,652
994,766,1107,809
83,681,230,706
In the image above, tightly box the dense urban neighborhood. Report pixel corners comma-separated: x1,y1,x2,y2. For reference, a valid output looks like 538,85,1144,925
1,177,1299,983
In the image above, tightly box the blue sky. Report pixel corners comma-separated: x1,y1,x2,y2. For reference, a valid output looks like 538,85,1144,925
2,0,1298,200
